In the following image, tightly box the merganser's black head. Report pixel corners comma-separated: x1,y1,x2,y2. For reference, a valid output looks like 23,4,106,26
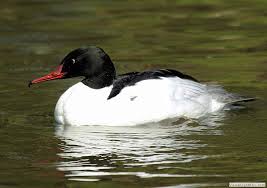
29,46,116,89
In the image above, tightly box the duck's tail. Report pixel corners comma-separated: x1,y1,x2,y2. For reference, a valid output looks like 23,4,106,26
225,97,256,105
207,84,256,105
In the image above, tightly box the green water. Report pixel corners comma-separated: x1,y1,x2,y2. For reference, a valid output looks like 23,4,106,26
0,0,267,187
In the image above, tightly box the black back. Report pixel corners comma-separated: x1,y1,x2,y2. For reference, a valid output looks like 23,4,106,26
107,69,198,99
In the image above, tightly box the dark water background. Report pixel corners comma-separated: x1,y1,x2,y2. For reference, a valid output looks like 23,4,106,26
0,0,266,187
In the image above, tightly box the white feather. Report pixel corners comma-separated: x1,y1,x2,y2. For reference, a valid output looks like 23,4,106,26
54,77,228,126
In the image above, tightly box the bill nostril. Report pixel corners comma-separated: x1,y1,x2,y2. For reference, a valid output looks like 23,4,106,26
52,72,59,76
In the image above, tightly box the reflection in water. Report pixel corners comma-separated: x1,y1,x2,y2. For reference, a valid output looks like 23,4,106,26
55,113,225,181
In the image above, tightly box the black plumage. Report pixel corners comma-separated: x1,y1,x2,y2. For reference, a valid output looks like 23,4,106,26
107,69,198,99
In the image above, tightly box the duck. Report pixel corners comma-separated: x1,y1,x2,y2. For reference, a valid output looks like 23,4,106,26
29,46,254,126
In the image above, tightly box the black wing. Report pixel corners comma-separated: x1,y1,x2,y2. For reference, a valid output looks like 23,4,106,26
107,69,198,100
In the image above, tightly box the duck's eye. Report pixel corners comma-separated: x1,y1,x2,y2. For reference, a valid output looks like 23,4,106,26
71,59,76,64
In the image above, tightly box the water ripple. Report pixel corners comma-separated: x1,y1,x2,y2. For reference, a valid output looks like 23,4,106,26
55,113,225,181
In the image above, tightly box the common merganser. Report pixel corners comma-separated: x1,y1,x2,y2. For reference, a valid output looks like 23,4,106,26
29,46,254,126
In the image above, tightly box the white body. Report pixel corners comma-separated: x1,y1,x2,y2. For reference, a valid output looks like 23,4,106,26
54,77,225,126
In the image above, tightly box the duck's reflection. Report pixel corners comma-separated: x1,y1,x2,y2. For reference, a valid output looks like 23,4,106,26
55,113,225,181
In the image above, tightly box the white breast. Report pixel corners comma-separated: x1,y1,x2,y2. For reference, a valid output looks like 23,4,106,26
54,78,225,126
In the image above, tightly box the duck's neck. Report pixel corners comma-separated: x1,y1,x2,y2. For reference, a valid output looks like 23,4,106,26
82,71,116,89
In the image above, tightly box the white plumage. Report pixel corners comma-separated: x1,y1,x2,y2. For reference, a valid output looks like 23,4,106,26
55,77,226,126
